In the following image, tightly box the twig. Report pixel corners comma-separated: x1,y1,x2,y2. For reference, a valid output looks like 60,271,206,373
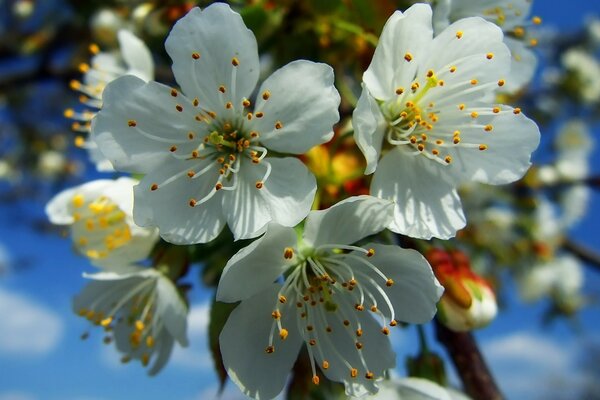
563,239,600,272
435,320,503,400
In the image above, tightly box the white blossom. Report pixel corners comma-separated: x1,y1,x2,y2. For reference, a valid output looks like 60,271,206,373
74,266,188,375
353,4,540,239
45,177,159,268
217,196,443,399
562,48,600,104
92,4,340,244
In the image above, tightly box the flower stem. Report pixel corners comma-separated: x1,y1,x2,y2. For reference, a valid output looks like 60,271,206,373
332,19,379,47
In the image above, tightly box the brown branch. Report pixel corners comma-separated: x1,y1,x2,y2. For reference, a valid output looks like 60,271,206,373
563,239,600,272
435,320,503,400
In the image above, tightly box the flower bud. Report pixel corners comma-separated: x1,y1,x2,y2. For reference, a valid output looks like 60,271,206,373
427,249,497,332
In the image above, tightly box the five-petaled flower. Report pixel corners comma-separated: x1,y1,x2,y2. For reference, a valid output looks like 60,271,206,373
74,266,188,375
92,4,340,244
353,3,540,240
216,196,443,399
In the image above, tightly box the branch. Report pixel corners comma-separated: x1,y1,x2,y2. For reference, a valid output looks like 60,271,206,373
435,320,503,400
563,239,600,272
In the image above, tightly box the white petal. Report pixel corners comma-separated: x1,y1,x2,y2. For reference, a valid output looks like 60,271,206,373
442,106,540,185
147,331,175,376
156,276,189,346
133,160,226,244
252,60,340,154
45,179,113,224
217,224,297,303
371,148,466,240
303,195,394,247
350,243,443,324
363,4,433,100
432,0,452,33
165,5,259,110
220,284,303,400
92,76,202,174
222,157,316,240
118,29,154,82
374,377,454,400
353,86,387,175
503,38,537,93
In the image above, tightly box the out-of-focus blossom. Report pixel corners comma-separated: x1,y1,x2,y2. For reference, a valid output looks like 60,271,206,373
554,119,593,181
90,8,128,45
361,377,471,400
74,266,188,375
217,196,443,398
67,30,154,171
45,177,159,269
432,0,540,93
92,4,340,243
562,48,600,104
37,150,67,177
353,3,539,239
427,249,497,332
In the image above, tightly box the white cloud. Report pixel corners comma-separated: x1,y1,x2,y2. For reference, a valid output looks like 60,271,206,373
0,288,63,356
482,331,579,400
171,302,213,370
0,391,37,400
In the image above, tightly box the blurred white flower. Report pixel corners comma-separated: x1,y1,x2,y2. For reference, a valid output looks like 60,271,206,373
353,4,539,239
554,119,594,181
38,150,66,177
74,266,188,375
217,196,443,398
362,377,471,400
562,48,600,104
432,0,539,93
66,29,153,171
92,4,340,244
45,177,159,269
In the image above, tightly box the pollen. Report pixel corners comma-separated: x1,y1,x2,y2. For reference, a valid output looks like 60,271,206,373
279,329,288,340
456,31,463,39
284,247,294,259
404,52,413,62
128,120,137,127
150,183,158,191
72,194,85,208
191,52,200,60
275,121,283,129
262,90,271,100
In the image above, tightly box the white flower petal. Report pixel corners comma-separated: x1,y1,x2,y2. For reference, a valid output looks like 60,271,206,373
165,5,259,110
303,196,394,247
118,29,154,82
350,243,443,324
147,332,175,376
156,276,189,346
133,161,226,244
222,157,316,240
252,60,340,154
363,4,433,100
92,76,202,174
371,149,466,240
353,86,387,175
45,179,113,224
217,224,297,303
440,106,540,185
220,284,303,400
503,38,537,92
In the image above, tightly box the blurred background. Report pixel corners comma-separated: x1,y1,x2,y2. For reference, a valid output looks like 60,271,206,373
0,0,599,399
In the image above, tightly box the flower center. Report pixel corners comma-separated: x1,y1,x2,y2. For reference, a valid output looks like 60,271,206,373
264,244,398,384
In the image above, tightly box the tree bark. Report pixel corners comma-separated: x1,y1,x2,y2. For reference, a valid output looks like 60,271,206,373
435,320,503,400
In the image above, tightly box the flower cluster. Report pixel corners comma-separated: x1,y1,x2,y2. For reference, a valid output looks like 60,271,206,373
46,1,547,398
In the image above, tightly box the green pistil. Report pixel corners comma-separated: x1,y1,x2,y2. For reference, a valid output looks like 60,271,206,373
320,280,338,312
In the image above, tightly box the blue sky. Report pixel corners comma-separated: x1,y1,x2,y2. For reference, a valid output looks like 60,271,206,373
1,1,599,399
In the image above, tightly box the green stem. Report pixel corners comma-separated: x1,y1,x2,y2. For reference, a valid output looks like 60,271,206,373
332,19,378,47
417,324,430,354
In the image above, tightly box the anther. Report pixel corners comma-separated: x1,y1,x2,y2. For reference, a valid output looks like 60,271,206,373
88,43,100,54
395,87,404,95
191,150,199,158
271,310,281,320
456,31,463,39
453,137,461,144
218,86,226,94
135,320,145,331
175,104,183,112
192,52,200,60
128,120,137,127
386,278,394,287
193,98,199,107
231,57,240,66
365,372,375,380
279,295,287,304
255,112,264,118
458,104,465,110
343,320,350,326
283,247,294,259
404,52,413,62
470,79,478,85
366,248,375,257
381,327,390,335
479,144,488,151
484,124,493,132
426,69,434,78
450,66,457,73
170,146,177,152
279,329,288,340
486,53,494,60
188,132,195,140
189,198,197,207
355,304,364,311
370,305,378,312
390,320,398,327
444,156,452,164
242,99,251,107
100,317,113,327
322,360,329,369
307,325,314,331
170,88,178,97
275,121,283,129
356,329,363,337
513,107,521,114
309,339,316,346
225,102,233,109
255,181,264,189
411,82,420,92
265,345,275,354
312,376,320,385
355,342,363,350
470,111,479,118
498,79,505,87
215,183,223,191
532,16,542,25
78,63,89,73
187,171,195,178
262,90,271,100
150,183,158,191
529,38,538,47
417,144,425,152
350,368,358,378
493,107,501,113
